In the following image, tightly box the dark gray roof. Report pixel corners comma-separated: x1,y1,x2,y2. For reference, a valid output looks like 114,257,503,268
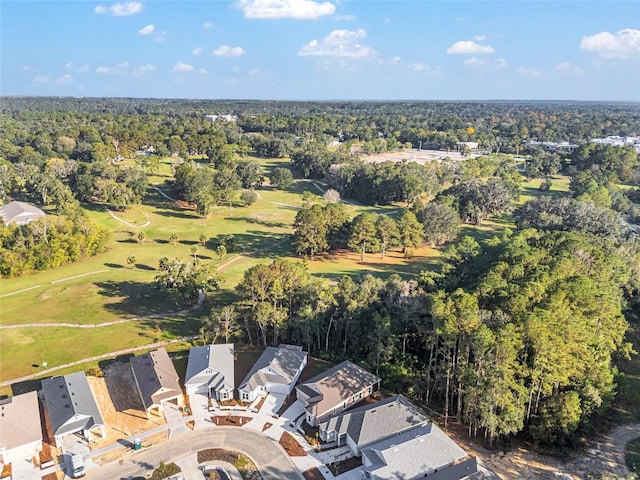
41,372,103,436
185,344,235,392
300,361,381,418
0,201,45,225
320,395,427,449
130,348,182,410
362,423,471,479
239,345,307,392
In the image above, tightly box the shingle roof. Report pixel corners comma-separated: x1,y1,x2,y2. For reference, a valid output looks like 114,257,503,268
130,348,182,410
0,201,46,226
0,391,42,451
185,344,235,392
41,372,103,436
239,344,307,392
299,361,380,419
320,395,427,449
362,423,470,479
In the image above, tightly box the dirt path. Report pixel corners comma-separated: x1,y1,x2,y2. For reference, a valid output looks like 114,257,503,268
105,208,151,228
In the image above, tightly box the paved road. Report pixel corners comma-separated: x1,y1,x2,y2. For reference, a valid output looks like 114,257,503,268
87,426,303,480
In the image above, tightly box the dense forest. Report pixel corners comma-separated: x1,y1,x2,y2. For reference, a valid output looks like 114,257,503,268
1,97,639,452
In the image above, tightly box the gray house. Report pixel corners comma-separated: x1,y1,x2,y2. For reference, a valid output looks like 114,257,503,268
0,201,46,226
130,348,183,416
238,345,307,402
185,344,235,400
319,395,427,456
0,391,43,464
361,422,477,480
296,360,380,427
41,372,105,447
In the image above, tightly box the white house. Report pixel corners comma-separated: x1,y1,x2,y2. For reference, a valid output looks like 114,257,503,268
185,344,235,400
361,422,477,480
41,372,105,447
238,345,307,403
0,391,43,464
0,201,46,226
130,348,184,416
296,360,380,427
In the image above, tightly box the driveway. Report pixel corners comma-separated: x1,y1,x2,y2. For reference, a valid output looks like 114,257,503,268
188,393,211,430
164,402,189,437
85,426,303,480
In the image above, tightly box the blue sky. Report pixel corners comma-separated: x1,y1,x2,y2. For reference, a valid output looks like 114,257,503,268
2,1,639,100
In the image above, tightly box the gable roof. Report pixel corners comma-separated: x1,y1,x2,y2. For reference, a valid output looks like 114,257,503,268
0,201,46,226
362,423,470,479
0,391,42,450
299,361,380,417
41,372,103,436
239,344,307,392
320,395,427,449
185,344,235,392
130,348,182,409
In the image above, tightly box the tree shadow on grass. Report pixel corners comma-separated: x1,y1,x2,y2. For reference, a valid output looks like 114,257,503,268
217,230,289,256
94,280,178,318
224,216,289,229
154,209,200,220
104,263,124,269
134,264,156,271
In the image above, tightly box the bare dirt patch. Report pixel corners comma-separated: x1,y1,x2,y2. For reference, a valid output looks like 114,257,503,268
280,432,306,457
87,361,165,448
302,467,324,480
262,422,272,432
212,415,252,426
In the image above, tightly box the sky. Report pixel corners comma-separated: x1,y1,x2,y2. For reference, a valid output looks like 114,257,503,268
1,0,639,101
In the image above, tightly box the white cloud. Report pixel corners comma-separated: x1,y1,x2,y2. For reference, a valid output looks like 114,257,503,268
94,2,143,16
518,67,541,77
203,21,213,29
580,28,640,60
65,62,74,70
173,61,195,72
495,58,508,70
132,64,156,76
464,57,508,70
193,47,203,56
33,75,51,85
56,74,73,84
555,61,583,75
213,45,246,57
95,62,138,75
138,24,155,35
447,40,495,55
409,63,441,76
199,68,208,74
235,0,335,20
155,30,168,42
473,35,486,42
21,65,36,71
335,14,356,21
298,29,376,58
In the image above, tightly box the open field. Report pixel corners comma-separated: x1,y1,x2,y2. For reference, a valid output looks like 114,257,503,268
0,156,436,385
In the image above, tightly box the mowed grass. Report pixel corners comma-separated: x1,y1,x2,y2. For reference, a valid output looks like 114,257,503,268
2,157,571,385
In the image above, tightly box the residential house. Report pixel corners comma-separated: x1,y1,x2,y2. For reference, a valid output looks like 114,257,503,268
0,391,43,464
40,372,105,447
296,361,380,427
238,345,307,403
185,344,235,400
361,422,477,480
0,201,46,226
130,348,183,416
319,395,427,456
